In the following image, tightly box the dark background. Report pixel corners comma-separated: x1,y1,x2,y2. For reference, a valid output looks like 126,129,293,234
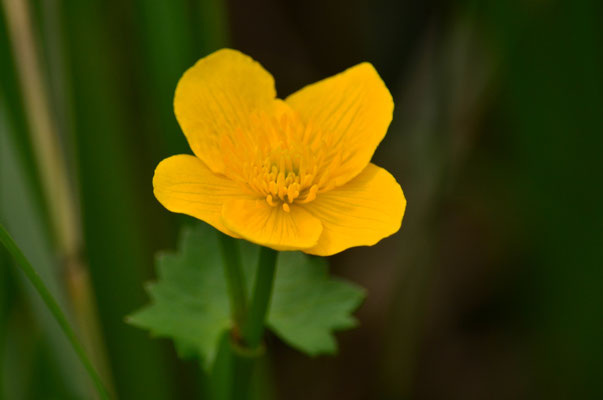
1,0,602,399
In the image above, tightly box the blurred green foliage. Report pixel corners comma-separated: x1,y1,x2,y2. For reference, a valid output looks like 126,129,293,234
1,0,602,399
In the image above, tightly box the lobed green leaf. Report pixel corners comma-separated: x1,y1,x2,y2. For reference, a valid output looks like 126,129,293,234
128,223,365,369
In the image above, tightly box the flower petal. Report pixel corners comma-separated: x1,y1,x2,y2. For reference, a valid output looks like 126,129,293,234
221,199,323,251
153,155,250,236
285,63,393,187
174,49,276,174
302,163,405,256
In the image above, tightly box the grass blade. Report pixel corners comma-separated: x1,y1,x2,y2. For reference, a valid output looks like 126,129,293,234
0,223,111,400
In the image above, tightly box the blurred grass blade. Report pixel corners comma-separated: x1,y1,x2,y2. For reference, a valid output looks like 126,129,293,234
196,0,229,51
0,2,51,244
0,247,9,397
1,0,115,392
0,100,90,397
59,0,177,395
1,0,77,255
0,223,111,399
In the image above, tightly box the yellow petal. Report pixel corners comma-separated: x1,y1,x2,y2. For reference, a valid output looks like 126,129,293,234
285,63,393,187
221,199,323,251
302,163,405,256
153,155,250,236
174,49,276,174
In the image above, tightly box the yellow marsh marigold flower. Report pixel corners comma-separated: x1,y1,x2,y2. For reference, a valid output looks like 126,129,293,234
153,49,406,256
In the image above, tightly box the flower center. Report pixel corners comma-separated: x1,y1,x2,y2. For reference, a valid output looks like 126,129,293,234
245,146,319,212
220,106,339,212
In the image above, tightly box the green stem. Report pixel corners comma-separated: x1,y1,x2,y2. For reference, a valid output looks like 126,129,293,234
229,350,254,400
0,223,111,399
228,247,278,400
218,234,247,330
243,247,278,349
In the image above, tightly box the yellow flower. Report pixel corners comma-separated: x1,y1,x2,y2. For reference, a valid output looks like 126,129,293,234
153,49,406,256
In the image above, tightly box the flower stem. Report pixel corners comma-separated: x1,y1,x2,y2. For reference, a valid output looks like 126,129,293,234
229,348,255,400
0,223,111,399
243,247,278,349
227,246,278,400
218,233,248,332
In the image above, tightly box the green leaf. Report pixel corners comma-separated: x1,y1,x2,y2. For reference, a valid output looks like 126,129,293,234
266,251,365,356
127,225,231,368
128,223,365,368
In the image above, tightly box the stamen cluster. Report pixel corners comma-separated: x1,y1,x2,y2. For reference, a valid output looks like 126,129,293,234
247,148,319,212
220,109,342,212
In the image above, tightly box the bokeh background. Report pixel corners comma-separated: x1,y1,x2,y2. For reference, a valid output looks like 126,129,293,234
1,0,602,399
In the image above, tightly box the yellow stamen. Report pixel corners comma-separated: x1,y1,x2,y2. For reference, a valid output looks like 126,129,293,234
297,184,318,204
266,195,277,207
220,108,339,210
